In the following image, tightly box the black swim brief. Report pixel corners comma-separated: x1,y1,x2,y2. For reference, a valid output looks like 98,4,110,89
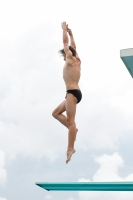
65,89,82,104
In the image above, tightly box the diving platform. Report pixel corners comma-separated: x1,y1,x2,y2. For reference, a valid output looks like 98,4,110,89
35,182,133,191
120,48,133,78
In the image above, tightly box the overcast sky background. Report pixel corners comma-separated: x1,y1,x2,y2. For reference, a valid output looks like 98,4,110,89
0,0,133,200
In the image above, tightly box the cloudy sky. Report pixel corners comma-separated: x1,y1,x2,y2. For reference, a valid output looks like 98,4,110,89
0,0,133,199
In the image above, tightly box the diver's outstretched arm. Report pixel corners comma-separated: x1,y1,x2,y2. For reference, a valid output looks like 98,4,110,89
67,28,76,50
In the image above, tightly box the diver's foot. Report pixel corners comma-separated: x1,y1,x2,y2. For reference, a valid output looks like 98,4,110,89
66,148,76,164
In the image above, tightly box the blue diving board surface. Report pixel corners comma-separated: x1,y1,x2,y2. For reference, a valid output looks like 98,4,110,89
120,48,133,78
35,182,133,191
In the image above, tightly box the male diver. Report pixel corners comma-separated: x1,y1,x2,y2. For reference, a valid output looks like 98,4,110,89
52,22,82,164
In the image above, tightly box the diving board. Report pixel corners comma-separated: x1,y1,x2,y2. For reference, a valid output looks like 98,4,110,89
120,48,133,78
35,182,133,191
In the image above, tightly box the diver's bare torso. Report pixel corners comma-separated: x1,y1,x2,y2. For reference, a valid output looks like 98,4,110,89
63,54,81,90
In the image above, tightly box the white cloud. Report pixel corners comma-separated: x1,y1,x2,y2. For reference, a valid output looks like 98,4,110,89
93,152,124,181
78,191,133,200
76,153,133,200
0,150,7,186
0,198,7,200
